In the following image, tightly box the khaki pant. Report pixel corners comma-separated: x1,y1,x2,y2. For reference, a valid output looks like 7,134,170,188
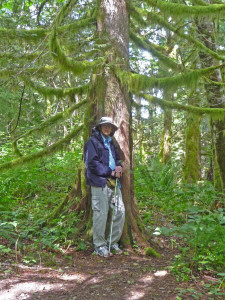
91,185,125,248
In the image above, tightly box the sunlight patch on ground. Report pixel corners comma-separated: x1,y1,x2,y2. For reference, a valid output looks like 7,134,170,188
139,274,154,283
154,270,168,277
127,290,145,300
0,281,60,300
87,276,102,284
59,273,88,282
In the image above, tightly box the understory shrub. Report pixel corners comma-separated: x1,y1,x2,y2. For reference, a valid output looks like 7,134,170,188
135,157,225,277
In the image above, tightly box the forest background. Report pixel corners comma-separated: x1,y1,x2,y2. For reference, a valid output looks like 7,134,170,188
0,0,225,296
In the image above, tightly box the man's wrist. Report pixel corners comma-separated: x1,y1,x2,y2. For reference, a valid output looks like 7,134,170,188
111,170,115,177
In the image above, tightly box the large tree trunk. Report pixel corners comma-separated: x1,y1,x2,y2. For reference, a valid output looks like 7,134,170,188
98,0,146,247
196,8,225,192
77,0,147,247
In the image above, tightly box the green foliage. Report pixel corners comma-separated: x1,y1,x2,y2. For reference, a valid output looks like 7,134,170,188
117,64,223,93
145,246,161,257
135,158,225,280
130,30,183,72
0,124,83,172
144,0,225,17
141,93,225,118
0,140,84,256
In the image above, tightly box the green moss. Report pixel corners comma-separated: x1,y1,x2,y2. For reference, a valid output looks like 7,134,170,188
145,247,161,257
49,29,102,75
140,93,225,118
183,112,200,183
51,0,79,28
130,30,183,72
58,16,96,34
143,0,225,17
14,100,87,143
28,80,88,98
0,28,46,41
0,125,83,172
143,11,224,61
0,66,56,78
117,64,223,93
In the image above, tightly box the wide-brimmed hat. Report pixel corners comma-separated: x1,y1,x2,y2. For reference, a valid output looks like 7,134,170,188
96,117,118,135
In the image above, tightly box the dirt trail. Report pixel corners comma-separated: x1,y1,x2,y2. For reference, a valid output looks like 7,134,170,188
0,245,223,300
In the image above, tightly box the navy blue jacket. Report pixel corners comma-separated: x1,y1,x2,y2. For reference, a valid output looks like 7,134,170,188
84,128,121,187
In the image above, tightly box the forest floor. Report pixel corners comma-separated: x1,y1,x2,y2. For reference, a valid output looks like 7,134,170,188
0,236,223,300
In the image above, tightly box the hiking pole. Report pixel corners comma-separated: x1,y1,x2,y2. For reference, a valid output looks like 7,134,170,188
108,178,118,254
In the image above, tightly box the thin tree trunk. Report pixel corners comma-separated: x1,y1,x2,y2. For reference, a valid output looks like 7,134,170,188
183,93,201,183
159,91,172,164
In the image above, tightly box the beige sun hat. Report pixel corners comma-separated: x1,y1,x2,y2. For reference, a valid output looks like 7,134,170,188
96,117,118,135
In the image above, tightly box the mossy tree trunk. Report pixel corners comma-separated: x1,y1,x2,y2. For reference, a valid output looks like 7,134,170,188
196,10,225,191
77,0,147,247
183,93,201,183
159,90,172,165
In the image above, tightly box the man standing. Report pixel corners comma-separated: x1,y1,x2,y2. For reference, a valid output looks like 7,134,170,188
84,117,125,257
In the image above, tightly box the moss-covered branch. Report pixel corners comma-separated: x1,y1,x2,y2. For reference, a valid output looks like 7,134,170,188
116,63,225,92
49,29,103,75
130,30,183,72
0,17,95,42
58,16,96,34
0,65,57,79
0,28,46,40
0,51,47,61
140,93,225,119
129,6,224,61
0,124,83,172
28,80,89,97
143,0,225,17
50,0,79,28
14,100,87,143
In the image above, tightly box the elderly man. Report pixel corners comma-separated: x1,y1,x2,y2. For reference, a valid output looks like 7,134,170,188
84,117,125,257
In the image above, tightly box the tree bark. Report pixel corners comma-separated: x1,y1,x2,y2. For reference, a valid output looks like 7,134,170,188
159,90,172,165
183,93,201,183
96,0,146,247
196,8,225,191
76,0,147,247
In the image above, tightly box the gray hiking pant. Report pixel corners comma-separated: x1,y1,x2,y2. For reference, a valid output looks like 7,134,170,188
91,185,125,249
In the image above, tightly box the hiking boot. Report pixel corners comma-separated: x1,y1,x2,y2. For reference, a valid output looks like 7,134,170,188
110,244,123,254
94,246,110,257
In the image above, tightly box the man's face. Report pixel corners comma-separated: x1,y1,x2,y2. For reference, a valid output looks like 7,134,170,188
100,123,112,137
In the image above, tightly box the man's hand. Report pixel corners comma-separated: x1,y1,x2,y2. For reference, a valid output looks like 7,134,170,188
115,166,122,176
111,166,122,178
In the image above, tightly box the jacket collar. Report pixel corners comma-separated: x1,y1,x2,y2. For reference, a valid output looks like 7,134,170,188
101,133,112,143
